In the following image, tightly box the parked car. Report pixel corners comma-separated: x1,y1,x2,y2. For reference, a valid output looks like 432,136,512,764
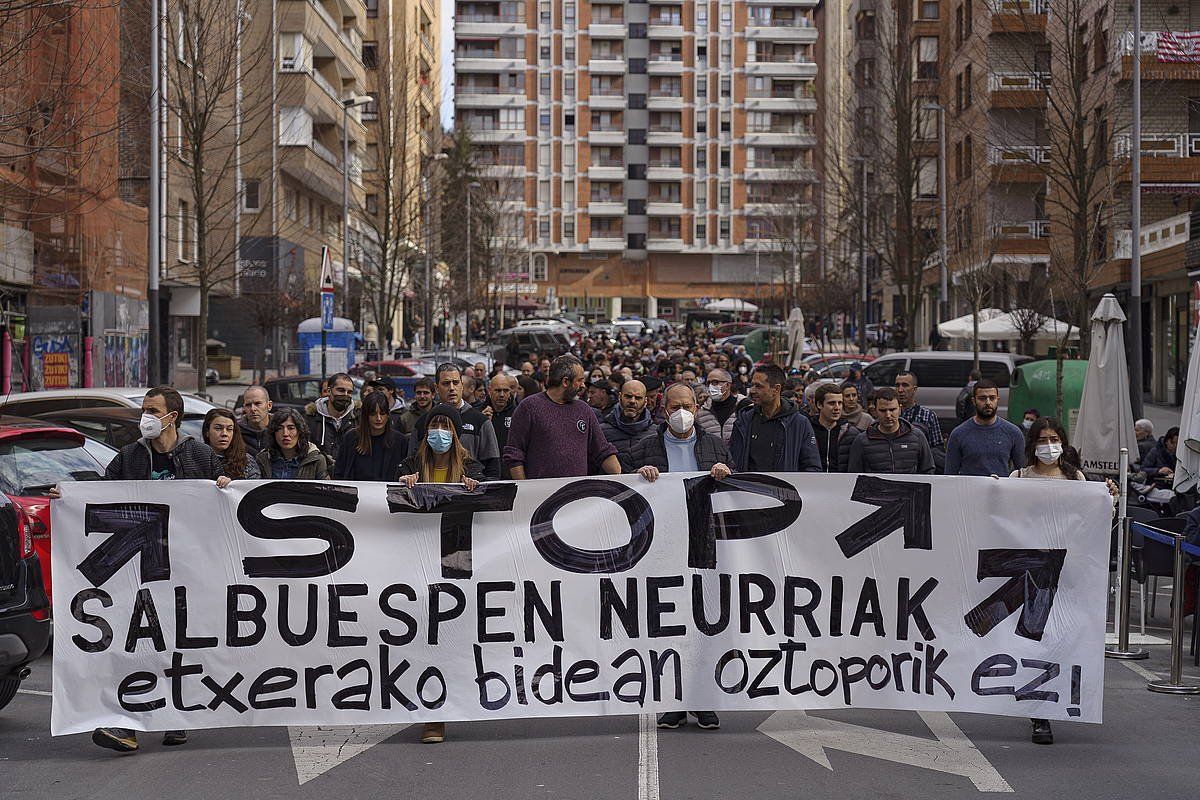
0,489,50,712
862,350,1032,431
612,317,650,338
0,388,216,419
711,321,762,339
31,407,207,451
490,327,571,364
0,420,115,608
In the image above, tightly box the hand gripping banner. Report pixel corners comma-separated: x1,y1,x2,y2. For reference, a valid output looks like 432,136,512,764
50,473,1112,735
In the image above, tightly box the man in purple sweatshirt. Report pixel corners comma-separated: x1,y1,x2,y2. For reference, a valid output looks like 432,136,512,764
504,354,621,479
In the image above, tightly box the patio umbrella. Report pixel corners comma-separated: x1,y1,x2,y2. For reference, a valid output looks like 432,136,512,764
936,308,1004,339
975,312,1080,341
704,298,759,313
1074,294,1138,476
1173,319,1200,492
786,307,806,366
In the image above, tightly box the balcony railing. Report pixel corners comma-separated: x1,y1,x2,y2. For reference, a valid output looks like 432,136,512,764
747,54,814,64
748,159,810,170
648,160,682,167
649,53,683,62
590,158,624,167
747,87,816,99
1115,211,1191,259
459,84,524,94
748,124,813,135
992,219,1049,238
311,68,340,101
1112,133,1200,159
987,0,1050,13
988,71,1050,91
987,145,1050,164
457,12,526,22
311,138,341,168
649,16,682,25
1116,31,1200,55
747,16,814,27
589,87,624,96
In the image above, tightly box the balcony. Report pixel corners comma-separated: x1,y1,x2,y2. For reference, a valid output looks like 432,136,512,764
988,144,1049,182
1119,33,1200,81
280,141,345,201
993,219,1049,239
280,0,366,76
648,57,685,75
647,201,684,215
744,58,818,79
647,164,684,180
463,123,527,142
588,199,625,215
745,0,818,5
988,0,1048,34
588,129,626,145
648,22,685,38
456,12,526,36
745,164,818,182
1115,211,1190,259
588,91,626,110
453,83,526,108
587,164,625,180
588,236,626,252
588,22,626,38
746,87,817,112
988,71,1049,107
589,57,626,75
478,163,526,177
278,71,367,137
647,93,684,110
455,51,527,71
745,18,818,42
647,237,686,251
745,126,817,146
1112,133,1200,182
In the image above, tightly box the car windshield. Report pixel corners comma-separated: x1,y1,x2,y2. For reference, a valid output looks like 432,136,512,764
0,437,105,496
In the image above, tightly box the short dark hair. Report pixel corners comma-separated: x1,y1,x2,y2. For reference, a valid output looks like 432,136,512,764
328,372,353,390
1024,407,1040,418
873,387,899,404
1167,426,1180,440
814,382,843,406
971,378,999,397
839,380,860,395
548,354,581,389
268,408,311,457
435,363,461,383
754,363,787,389
895,370,917,385
145,385,183,427
414,377,436,393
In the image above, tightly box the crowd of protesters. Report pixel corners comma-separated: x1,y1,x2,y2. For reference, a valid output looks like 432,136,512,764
60,324,1116,752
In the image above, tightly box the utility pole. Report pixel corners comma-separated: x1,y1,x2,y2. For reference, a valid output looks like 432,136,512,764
467,181,481,346
856,157,868,356
929,103,949,323
1129,0,1145,418
342,97,369,320
422,152,447,351
147,0,163,385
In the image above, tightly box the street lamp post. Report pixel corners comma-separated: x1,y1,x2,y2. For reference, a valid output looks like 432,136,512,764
854,156,868,356
422,152,448,350
923,102,950,324
1129,0,1145,418
751,222,761,323
466,181,481,347
342,97,370,319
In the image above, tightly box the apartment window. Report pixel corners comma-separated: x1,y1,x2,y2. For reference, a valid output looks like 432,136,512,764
955,5,963,47
628,233,646,249
362,41,378,69
721,40,731,64
964,0,972,37
1093,9,1108,71
563,220,575,240
564,3,574,24
366,0,378,17
630,22,646,37
963,134,973,179
539,111,551,130
540,74,551,93
855,106,876,135
918,0,938,19
855,10,876,40
697,114,707,133
501,108,523,129
955,73,963,113
630,93,646,109
565,112,575,128
630,58,647,73
719,218,730,239
243,178,261,212
720,5,731,24
540,8,551,24
720,111,730,133
564,74,575,93
1076,24,1088,74
696,147,707,167
697,75,707,97
284,188,297,220
855,58,876,88
696,5,707,24
629,162,646,178
540,44,551,60
719,183,730,204
629,198,646,214
565,45,575,61
539,218,550,237
917,105,937,139
916,157,937,198
720,148,730,168
696,219,706,240
178,200,192,262
964,65,972,107
720,77,730,98
916,37,938,80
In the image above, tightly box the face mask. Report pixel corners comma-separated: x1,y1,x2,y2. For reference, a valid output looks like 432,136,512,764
1035,443,1062,464
1022,419,1034,430
738,365,748,374
330,395,352,412
707,384,724,399
139,412,168,439
668,409,695,435
426,429,454,454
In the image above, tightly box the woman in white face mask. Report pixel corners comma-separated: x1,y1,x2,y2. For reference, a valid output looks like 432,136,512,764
1009,417,1083,481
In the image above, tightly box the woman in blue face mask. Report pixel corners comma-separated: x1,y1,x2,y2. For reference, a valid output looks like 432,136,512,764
394,403,482,744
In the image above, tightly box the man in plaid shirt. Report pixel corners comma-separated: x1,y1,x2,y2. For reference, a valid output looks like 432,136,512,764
895,371,945,452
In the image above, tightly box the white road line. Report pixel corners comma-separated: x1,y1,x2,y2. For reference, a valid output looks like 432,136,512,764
1118,660,1162,682
16,688,51,697
288,724,410,785
637,714,660,800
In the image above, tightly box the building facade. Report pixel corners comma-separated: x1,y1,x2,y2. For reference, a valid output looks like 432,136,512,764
455,0,821,322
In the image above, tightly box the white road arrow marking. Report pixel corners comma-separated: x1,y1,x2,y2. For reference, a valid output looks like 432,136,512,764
637,714,660,800
288,724,410,785
758,711,1013,793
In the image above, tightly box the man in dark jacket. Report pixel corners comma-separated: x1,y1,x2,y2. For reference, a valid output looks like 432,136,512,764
397,377,435,434
481,374,518,478
601,379,655,471
1141,426,1179,486
238,385,272,454
628,382,729,733
409,363,501,479
729,363,821,473
846,387,935,474
808,382,854,473
92,385,221,754
304,372,358,465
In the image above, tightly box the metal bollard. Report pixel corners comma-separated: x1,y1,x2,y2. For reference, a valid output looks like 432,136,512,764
1107,448,1147,659
1147,532,1200,694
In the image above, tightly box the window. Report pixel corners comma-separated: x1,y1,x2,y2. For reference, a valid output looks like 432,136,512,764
366,0,377,17
362,41,378,69
955,73,963,113
696,147,706,167
540,44,551,60
719,183,730,204
964,0,972,37
720,77,730,97
697,5,707,24
563,220,574,239
284,187,297,220
720,148,730,168
629,93,646,109
721,40,731,63
178,200,193,262
539,218,550,237
500,108,523,129
630,57,647,73
628,233,646,249
628,198,646,214
540,8,551,24
1076,24,1088,74
855,10,876,40
242,178,261,212
963,134,972,179
855,105,876,134
720,111,730,133
916,157,937,198
955,4,963,47
696,219,706,240
918,0,938,19
630,23,646,38
565,112,575,128
916,37,938,80
1093,9,1108,71
628,162,646,178
964,64,972,108
540,74,551,93
917,105,937,139
855,58,876,88
719,218,730,239
565,45,575,61
564,3,574,24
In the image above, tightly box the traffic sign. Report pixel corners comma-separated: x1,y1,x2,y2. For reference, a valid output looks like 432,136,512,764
321,292,334,332
319,246,335,292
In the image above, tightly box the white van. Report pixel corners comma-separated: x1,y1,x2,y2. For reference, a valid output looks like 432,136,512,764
861,351,1032,432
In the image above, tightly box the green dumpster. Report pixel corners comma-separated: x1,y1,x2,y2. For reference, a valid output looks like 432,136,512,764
1007,358,1087,437
744,326,789,362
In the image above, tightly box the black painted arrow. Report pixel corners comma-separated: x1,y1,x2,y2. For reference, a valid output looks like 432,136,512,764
963,548,1067,641
835,476,932,558
77,503,171,587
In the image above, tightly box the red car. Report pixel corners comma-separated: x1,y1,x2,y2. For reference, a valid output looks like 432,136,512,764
0,420,115,606
348,360,421,378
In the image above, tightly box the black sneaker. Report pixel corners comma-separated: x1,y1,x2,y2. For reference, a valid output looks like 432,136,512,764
1031,719,1053,745
656,711,686,729
692,712,720,730
162,730,188,746
92,727,138,753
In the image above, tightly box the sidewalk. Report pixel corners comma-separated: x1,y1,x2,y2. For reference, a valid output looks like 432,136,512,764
1143,402,1183,434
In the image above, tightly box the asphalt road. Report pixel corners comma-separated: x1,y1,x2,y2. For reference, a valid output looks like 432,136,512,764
4,634,1197,800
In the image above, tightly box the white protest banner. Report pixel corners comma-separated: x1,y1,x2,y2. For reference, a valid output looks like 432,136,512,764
50,473,1112,735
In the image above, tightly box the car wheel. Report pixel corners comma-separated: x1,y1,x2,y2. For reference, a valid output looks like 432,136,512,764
0,676,20,711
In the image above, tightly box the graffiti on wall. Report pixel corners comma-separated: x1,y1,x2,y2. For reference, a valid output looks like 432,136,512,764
103,333,146,387
30,334,78,390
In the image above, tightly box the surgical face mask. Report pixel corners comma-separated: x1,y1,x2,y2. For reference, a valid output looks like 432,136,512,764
668,408,695,435
1035,443,1062,465
330,395,352,412
707,384,724,399
738,365,748,375
426,429,454,454
1022,419,1034,430
139,412,169,439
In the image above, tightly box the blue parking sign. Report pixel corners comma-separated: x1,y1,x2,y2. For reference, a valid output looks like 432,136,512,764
321,291,334,331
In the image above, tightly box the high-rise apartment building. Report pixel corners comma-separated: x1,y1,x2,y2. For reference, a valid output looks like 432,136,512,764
455,0,820,321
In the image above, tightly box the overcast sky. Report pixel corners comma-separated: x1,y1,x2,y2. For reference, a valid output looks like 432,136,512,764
440,8,454,128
